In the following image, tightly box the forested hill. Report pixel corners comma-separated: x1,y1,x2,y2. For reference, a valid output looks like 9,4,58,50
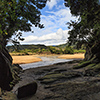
7,44,85,55
7,44,48,52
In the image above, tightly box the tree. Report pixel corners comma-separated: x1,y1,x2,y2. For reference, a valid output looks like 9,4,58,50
63,46,74,54
0,0,47,44
64,0,100,62
0,0,47,90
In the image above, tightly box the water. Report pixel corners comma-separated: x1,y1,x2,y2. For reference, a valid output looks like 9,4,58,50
20,56,73,70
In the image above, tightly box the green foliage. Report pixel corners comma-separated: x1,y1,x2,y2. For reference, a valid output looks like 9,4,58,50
64,0,100,49
0,0,47,45
63,46,74,54
64,0,100,63
74,49,86,53
8,44,86,55
48,46,61,54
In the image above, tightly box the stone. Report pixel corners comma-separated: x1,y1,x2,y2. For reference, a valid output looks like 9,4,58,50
2,92,17,100
0,88,2,96
0,47,13,90
13,64,23,74
17,81,37,99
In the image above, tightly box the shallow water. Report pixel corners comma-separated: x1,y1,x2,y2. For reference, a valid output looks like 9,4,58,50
20,56,73,70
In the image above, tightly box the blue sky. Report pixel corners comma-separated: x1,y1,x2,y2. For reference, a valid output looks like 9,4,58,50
19,0,78,46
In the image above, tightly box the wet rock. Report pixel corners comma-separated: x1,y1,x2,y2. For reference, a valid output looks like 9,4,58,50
17,81,37,99
12,64,23,74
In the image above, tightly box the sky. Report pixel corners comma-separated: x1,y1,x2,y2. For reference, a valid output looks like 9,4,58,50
19,0,78,46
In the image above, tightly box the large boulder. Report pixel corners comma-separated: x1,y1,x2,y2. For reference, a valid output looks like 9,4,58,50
17,81,38,99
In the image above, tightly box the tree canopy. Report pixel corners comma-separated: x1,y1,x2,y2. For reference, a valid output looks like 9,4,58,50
0,0,48,90
0,0,47,46
64,0,100,60
64,0,100,46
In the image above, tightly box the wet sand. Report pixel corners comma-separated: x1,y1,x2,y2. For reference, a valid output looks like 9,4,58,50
12,54,84,64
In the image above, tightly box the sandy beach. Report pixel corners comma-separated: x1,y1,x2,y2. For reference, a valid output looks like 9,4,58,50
12,55,42,64
58,53,84,59
12,53,84,64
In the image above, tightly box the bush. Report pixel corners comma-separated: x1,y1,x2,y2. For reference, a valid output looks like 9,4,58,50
74,49,86,53
48,46,63,54
63,46,74,54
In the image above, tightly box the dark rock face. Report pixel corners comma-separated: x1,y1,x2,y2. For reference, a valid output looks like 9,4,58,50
13,64,23,74
0,48,13,90
17,81,37,99
85,42,100,63
0,35,13,90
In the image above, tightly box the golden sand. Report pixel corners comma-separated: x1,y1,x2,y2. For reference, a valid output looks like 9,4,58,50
58,53,84,59
12,55,42,64
12,53,84,64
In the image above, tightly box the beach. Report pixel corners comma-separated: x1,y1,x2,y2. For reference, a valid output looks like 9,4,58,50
12,53,84,64
10,53,100,100
58,53,84,59
12,59,100,100
12,55,42,64
11,53,100,100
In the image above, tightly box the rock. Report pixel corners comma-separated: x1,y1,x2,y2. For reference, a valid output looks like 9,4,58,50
0,88,2,96
13,64,23,74
17,81,37,99
2,91,17,100
0,47,13,90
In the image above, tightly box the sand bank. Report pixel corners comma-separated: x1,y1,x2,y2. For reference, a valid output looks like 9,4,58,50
12,55,42,64
58,53,84,59
12,53,84,64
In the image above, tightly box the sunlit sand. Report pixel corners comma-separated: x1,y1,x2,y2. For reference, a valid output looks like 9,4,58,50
12,55,42,64
12,53,84,64
58,53,84,59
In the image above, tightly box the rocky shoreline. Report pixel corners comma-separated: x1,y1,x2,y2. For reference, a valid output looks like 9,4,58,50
9,59,100,100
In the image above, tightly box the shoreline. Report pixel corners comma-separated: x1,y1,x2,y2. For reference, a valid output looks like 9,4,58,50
12,53,84,64
12,59,100,100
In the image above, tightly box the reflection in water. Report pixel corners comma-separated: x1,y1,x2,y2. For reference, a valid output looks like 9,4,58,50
20,56,73,70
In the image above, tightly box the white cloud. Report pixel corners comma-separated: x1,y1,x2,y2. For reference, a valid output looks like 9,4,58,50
20,8,78,45
47,0,57,9
21,28,69,46
8,1,79,46
19,5,78,46
46,8,77,23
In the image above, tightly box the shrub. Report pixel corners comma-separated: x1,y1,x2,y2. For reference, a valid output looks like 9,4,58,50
63,46,74,54
74,49,86,53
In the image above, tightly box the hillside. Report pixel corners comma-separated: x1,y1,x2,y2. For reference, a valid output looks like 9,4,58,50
7,44,48,52
7,44,85,55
